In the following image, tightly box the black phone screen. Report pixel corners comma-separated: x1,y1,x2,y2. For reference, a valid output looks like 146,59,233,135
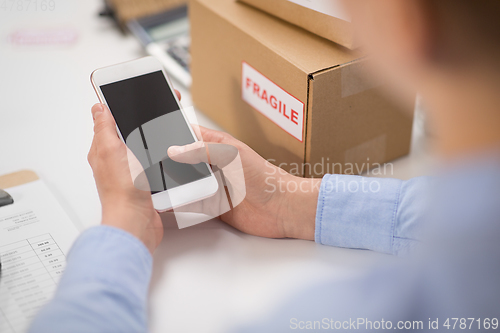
100,71,210,193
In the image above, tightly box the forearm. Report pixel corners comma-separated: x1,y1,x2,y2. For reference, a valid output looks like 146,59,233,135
315,174,429,256
282,175,321,241
28,226,152,333
282,174,429,256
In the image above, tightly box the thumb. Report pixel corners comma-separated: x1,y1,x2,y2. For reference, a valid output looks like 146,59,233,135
168,141,208,164
92,104,119,140
168,142,239,169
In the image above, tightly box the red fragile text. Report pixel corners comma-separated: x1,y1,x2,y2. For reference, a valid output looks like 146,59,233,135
245,77,299,125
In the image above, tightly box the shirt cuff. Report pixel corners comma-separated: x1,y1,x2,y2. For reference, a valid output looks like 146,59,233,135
58,225,153,302
315,174,403,254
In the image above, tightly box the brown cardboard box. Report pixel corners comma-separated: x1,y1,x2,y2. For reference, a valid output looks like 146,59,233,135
190,0,414,177
238,0,357,49
106,0,187,25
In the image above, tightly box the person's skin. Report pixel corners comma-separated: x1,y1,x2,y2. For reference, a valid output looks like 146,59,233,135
344,0,500,158
89,91,318,253
88,103,163,254
88,0,500,253
167,127,320,240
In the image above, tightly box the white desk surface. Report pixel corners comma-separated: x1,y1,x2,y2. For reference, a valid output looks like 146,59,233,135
0,1,435,332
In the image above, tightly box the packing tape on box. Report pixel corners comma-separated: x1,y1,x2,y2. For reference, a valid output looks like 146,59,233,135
341,60,383,98
343,134,387,175
339,60,388,174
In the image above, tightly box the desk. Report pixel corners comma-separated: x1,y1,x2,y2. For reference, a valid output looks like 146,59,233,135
0,1,434,332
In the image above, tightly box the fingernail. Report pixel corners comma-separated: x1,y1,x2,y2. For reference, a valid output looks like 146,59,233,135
92,104,104,121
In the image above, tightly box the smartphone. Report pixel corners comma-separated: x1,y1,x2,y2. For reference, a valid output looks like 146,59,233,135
90,56,218,211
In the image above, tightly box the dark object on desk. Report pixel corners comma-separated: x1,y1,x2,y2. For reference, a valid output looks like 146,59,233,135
127,5,191,87
101,0,187,28
98,1,191,87
0,189,14,208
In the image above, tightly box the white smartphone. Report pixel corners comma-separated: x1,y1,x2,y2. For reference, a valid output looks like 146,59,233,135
91,56,218,211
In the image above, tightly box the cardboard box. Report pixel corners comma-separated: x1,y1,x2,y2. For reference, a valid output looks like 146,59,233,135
106,0,187,25
237,0,357,49
190,0,414,177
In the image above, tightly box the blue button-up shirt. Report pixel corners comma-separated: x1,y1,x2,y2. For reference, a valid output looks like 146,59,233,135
28,156,500,332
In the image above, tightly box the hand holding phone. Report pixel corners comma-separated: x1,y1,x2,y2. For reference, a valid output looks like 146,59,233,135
91,56,218,212
166,125,318,240
88,103,163,254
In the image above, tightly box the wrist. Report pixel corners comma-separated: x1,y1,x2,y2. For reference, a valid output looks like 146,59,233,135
101,203,159,254
281,175,321,240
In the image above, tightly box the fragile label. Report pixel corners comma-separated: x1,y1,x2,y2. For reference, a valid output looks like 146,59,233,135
241,62,304,142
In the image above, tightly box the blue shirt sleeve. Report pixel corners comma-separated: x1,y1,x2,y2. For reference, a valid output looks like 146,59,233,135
315,174,429,256
28,225,152,333
236,163,500,332
27,175,428,333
